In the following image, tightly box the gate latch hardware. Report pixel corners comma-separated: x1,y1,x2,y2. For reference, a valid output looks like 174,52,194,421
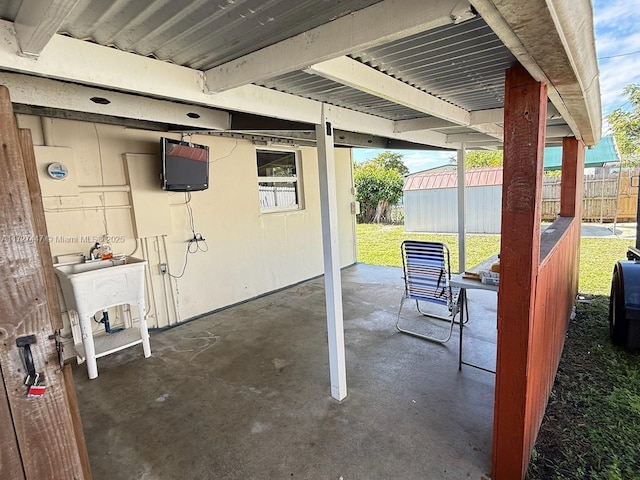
48,330,64,373
16,335,46,398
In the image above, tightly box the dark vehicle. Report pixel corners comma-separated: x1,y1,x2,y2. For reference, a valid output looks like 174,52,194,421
609,189,640,350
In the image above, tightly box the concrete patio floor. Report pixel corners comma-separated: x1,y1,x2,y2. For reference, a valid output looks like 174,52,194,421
73,263,497,480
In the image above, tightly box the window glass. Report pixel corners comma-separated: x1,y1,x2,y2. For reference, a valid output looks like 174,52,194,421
257,150,301,211
257,151,296,177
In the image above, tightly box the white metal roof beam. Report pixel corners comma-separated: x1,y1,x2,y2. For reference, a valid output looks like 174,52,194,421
546,125,573,138
470,108,504,125
396,109,504,132
306,56,503,141
395,117,459,133
0,72,230,130
398,106,566,133
457,140,501,147
14,0,79,57
0,21,454,149
306,56,470,125
447,133,495,143
473,123,503,139
204,0,475,93
447,124,572,144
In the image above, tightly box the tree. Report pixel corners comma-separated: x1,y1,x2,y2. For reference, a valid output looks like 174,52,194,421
464,150,503,168
608,84,640,165
452,149,564,178
368,151,409,176
354,152,406,223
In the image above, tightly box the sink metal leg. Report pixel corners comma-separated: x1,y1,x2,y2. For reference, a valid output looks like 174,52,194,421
138,303,151,358
79,313,98,379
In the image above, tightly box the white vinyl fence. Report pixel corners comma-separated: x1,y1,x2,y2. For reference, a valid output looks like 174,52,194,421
259,185,297,208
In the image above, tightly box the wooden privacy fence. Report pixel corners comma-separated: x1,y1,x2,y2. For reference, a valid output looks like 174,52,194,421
542,171,638,222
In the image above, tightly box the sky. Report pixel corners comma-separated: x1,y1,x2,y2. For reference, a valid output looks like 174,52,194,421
353,0,640,173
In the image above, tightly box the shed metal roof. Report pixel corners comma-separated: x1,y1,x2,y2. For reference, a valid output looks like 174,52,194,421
404,166,503,191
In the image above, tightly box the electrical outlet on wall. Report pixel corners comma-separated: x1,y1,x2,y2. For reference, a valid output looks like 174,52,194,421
159,263,167,275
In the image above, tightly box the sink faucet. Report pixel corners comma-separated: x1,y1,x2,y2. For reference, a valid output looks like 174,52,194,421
89,242,101,260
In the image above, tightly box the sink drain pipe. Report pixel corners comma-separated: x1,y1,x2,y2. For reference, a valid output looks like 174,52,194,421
94,309,124,334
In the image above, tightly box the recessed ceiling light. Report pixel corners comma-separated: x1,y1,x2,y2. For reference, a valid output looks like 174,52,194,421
90,97,111,105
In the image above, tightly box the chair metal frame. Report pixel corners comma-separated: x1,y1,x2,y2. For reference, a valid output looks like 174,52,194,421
396,240,467,343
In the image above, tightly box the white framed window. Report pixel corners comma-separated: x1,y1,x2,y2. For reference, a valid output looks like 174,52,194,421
256,149,303,212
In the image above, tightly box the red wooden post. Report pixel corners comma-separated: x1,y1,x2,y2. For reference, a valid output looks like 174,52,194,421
560,137,584,217
560,136,585,296
492,64,547,479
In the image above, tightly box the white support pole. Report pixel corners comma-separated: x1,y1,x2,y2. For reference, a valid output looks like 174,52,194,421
316,103,347,401
457,144,467,273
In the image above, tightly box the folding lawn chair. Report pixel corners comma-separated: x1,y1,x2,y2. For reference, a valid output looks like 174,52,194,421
396,240,465,343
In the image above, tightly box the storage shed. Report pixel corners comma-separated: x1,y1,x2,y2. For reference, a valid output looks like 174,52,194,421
405,166,503,233
405,136,619,234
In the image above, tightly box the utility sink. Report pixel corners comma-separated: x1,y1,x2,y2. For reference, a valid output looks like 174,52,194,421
54,256,151,379
54,256,147,318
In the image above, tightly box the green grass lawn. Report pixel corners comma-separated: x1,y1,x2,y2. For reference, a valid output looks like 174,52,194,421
356,224,632,295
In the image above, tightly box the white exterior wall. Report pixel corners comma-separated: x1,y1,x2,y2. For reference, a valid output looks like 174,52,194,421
17,115,356,357
404,185,502,234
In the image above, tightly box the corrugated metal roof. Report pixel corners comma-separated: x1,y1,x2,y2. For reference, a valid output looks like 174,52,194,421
259,71,425,121
352,16,517,112
0,1,572,143
404,166,503,191
260,16,517,119
9,0,381,70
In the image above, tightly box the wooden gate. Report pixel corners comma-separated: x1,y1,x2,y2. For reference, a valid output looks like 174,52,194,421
0,86,91,479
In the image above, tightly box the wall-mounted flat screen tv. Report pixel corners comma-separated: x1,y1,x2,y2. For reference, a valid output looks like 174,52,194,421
160,137,209,192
